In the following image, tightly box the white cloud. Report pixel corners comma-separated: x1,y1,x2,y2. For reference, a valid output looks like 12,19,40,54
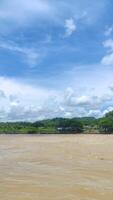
60,87,113,118
64,18,76,37
103,39,113,51
76,96,91,106
101,53,113,66
64,112,72,118
0,41,41,67
102,106,113,116
104,25,113,37
101,39,113,66
0,0,108,36
0,76,54,103
0,0,52,23
0,76,112,121
87,109,102,118
0,76,59,121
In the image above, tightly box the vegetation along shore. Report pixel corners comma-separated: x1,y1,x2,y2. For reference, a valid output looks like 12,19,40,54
0,110,113,134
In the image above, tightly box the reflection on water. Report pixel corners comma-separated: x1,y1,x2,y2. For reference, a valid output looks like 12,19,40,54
0,134,113,200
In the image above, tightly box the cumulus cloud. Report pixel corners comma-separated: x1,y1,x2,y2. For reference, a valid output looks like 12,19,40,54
60,87,113,118
0,77,113,121
101,53,113,66
101,39,113,66
102,106,113,116
0,77,59,121
64,18,76,37
87,109,102,118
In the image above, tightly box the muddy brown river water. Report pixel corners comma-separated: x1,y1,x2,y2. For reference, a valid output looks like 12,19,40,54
0,134,113,200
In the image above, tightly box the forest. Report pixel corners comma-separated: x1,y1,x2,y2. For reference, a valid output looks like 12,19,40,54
0,110,113,134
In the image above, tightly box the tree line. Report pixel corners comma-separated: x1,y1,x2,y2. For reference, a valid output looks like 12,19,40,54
0,110,113,134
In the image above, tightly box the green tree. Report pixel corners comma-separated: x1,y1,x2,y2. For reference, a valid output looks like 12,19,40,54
98,117,113,133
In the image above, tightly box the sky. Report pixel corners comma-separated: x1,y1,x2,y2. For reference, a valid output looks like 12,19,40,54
0,0,113,121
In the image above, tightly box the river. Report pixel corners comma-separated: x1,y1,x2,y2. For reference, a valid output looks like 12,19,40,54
0,134,113,200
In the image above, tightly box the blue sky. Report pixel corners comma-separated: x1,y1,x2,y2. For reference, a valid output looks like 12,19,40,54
0,0,113,121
